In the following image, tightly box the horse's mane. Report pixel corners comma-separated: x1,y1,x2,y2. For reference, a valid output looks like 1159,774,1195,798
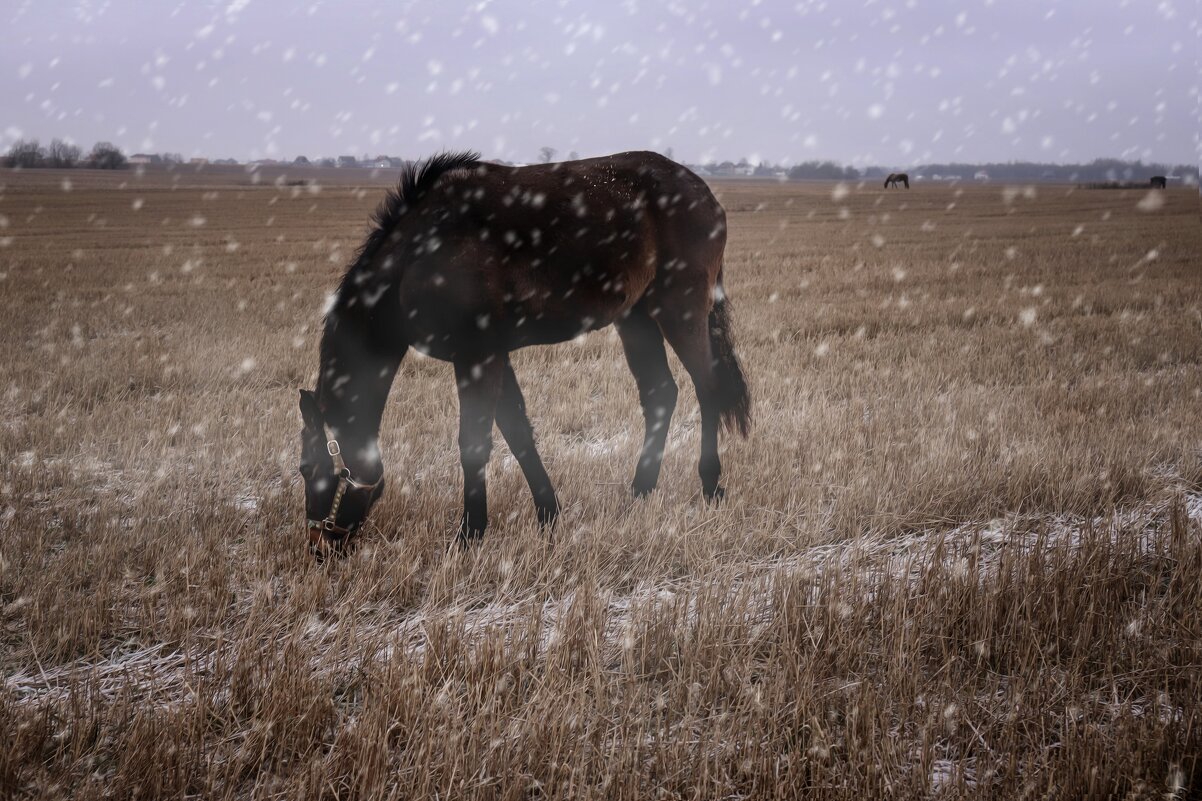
349,150,481,281
319,151,481,384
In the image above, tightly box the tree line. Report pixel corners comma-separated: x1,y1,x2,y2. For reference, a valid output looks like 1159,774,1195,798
898,158,1197,183
6,139,1195,184
3,139,128,169
709,158,1198,183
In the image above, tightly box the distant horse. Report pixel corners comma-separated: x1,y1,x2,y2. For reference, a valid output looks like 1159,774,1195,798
884,173,909,189
1150,176,1167,189
299,151,751,557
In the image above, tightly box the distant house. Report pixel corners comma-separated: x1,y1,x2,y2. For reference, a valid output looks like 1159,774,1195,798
188,157,209,166
337,155,357,168
974,170,990,182
704,163,756,178
359,158,391,169
128,154,160,165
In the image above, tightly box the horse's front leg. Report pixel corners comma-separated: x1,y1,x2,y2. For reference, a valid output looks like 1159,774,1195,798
453,355,504,545
495,355,560,528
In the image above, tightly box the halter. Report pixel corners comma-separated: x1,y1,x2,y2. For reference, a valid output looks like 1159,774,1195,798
306,424,383,552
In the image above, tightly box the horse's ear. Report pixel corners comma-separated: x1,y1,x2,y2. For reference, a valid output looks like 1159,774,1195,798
299,389,323,429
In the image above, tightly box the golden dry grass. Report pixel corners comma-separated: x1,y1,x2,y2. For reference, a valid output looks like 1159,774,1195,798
1,166,1200,798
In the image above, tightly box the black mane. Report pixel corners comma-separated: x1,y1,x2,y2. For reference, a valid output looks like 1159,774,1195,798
319,151,481,388
355,150,481,273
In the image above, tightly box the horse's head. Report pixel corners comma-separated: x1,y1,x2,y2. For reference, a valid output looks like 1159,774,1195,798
298,389,385,560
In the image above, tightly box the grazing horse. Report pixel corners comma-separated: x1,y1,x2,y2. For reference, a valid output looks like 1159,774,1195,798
884,173,909,189
299,151,751,558
1150,176,1167,189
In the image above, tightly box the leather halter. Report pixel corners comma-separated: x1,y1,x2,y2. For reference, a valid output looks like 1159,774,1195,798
306,424,382,551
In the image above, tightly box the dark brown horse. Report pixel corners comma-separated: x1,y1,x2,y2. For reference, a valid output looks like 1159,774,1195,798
1150,175,1167,189
884,172,909,189
299,151,751,557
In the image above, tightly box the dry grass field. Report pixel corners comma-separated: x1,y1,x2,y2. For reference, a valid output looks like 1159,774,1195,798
1,165,1200,799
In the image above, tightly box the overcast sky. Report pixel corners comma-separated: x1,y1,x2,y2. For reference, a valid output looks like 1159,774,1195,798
2,0,1198,166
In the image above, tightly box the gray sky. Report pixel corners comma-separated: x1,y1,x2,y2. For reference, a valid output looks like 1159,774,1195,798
2,0,1197,166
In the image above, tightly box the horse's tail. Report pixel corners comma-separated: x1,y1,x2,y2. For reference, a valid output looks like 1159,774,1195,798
708,270,751,437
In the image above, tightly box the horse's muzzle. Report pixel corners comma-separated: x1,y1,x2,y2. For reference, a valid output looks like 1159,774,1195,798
307,520,356,561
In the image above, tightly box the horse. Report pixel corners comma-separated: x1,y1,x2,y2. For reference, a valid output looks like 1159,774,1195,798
298,151,751,558
1150,175,1167,189
884,173,909,189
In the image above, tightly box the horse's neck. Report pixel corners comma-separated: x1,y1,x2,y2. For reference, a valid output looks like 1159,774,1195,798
317,312,403,477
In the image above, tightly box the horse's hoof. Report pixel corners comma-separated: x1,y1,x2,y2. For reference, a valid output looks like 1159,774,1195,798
704,485,726,505
455,525,486,550
536,500,561,529
630,482,656,499
453,535,480,552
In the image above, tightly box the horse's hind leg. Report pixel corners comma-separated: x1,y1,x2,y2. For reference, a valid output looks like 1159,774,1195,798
616,305,679,497
495,355,560,527
655,309,723,502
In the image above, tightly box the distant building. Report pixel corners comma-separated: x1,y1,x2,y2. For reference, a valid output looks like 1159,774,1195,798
359,158,391,169
128,154,160,165
974,171,990,182
704,163,756,178
188,157,209,166
337,155,357,168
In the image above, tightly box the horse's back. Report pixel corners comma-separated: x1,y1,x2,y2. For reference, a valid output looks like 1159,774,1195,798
387,152,726,356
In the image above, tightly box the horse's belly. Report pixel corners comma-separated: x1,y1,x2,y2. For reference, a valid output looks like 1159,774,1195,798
397,215,656,356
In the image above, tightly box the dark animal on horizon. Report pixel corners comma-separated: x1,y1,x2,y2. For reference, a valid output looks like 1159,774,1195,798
884,173,909,189
1150,176,1167,189
299,151,751,558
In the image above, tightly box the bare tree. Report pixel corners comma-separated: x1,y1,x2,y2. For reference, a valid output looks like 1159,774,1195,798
88,141,128,170
538,146,557,164
47,139,82,168
568,150,580,161
5,139,44,168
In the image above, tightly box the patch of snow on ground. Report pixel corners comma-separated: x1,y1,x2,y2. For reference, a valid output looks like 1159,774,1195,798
6,492,1201,713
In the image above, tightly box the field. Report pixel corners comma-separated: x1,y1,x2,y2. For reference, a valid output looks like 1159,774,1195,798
1,166,1200,798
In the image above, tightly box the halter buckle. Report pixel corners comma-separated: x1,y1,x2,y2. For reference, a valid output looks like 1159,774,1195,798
327,440,341,457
